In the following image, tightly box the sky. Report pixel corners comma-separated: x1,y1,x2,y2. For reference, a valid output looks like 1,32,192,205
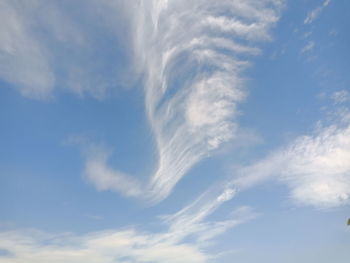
0,0,349,262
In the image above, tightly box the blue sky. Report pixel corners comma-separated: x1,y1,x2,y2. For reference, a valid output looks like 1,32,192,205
0,0,349,262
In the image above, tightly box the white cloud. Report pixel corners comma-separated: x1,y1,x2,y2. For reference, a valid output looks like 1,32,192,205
84,148,143,197
0,229,206,263
304,0,331,24
301,40,315,53
0,1,54,99
163,185,240,242
83,0,284,203
2,0,284,203
280,125,350,207
332,90,350,104
232,111,350,208
0,183,255,263
0,0,134,99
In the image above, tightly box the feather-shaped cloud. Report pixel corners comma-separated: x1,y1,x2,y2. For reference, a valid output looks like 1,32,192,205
0,0,284,203
84,0,283,203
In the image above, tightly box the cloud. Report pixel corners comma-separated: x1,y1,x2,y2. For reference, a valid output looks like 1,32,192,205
83,145,143,197
0,184,255,263
332,90,350,104
83,0,284,203
0,229,207,263
0,0,134,99
162,187,255,246
304,0,331,24
232,110,350,208
2,0,284,203
301,40,315,53
0,0,55,99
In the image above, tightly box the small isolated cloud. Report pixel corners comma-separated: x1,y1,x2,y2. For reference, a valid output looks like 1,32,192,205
303,31,312,38
329,29,338,37
301,40,315,53
84,146,143,198
232,110,350,209
332,90,350,104
304,0,331,24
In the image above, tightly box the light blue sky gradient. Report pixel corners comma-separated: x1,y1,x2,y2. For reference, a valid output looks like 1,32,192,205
1,0,349,262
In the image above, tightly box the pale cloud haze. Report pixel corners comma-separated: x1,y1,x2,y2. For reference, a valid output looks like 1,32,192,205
1,0,349,262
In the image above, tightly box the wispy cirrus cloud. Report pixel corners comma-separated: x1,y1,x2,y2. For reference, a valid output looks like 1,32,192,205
301,40,315,53
0,183,255,263
304,0,331,25
1,0,284,203
83,0,284,203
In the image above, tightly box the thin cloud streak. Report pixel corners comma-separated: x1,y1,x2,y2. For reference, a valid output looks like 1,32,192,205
304,0,331,24
301,40,315,53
